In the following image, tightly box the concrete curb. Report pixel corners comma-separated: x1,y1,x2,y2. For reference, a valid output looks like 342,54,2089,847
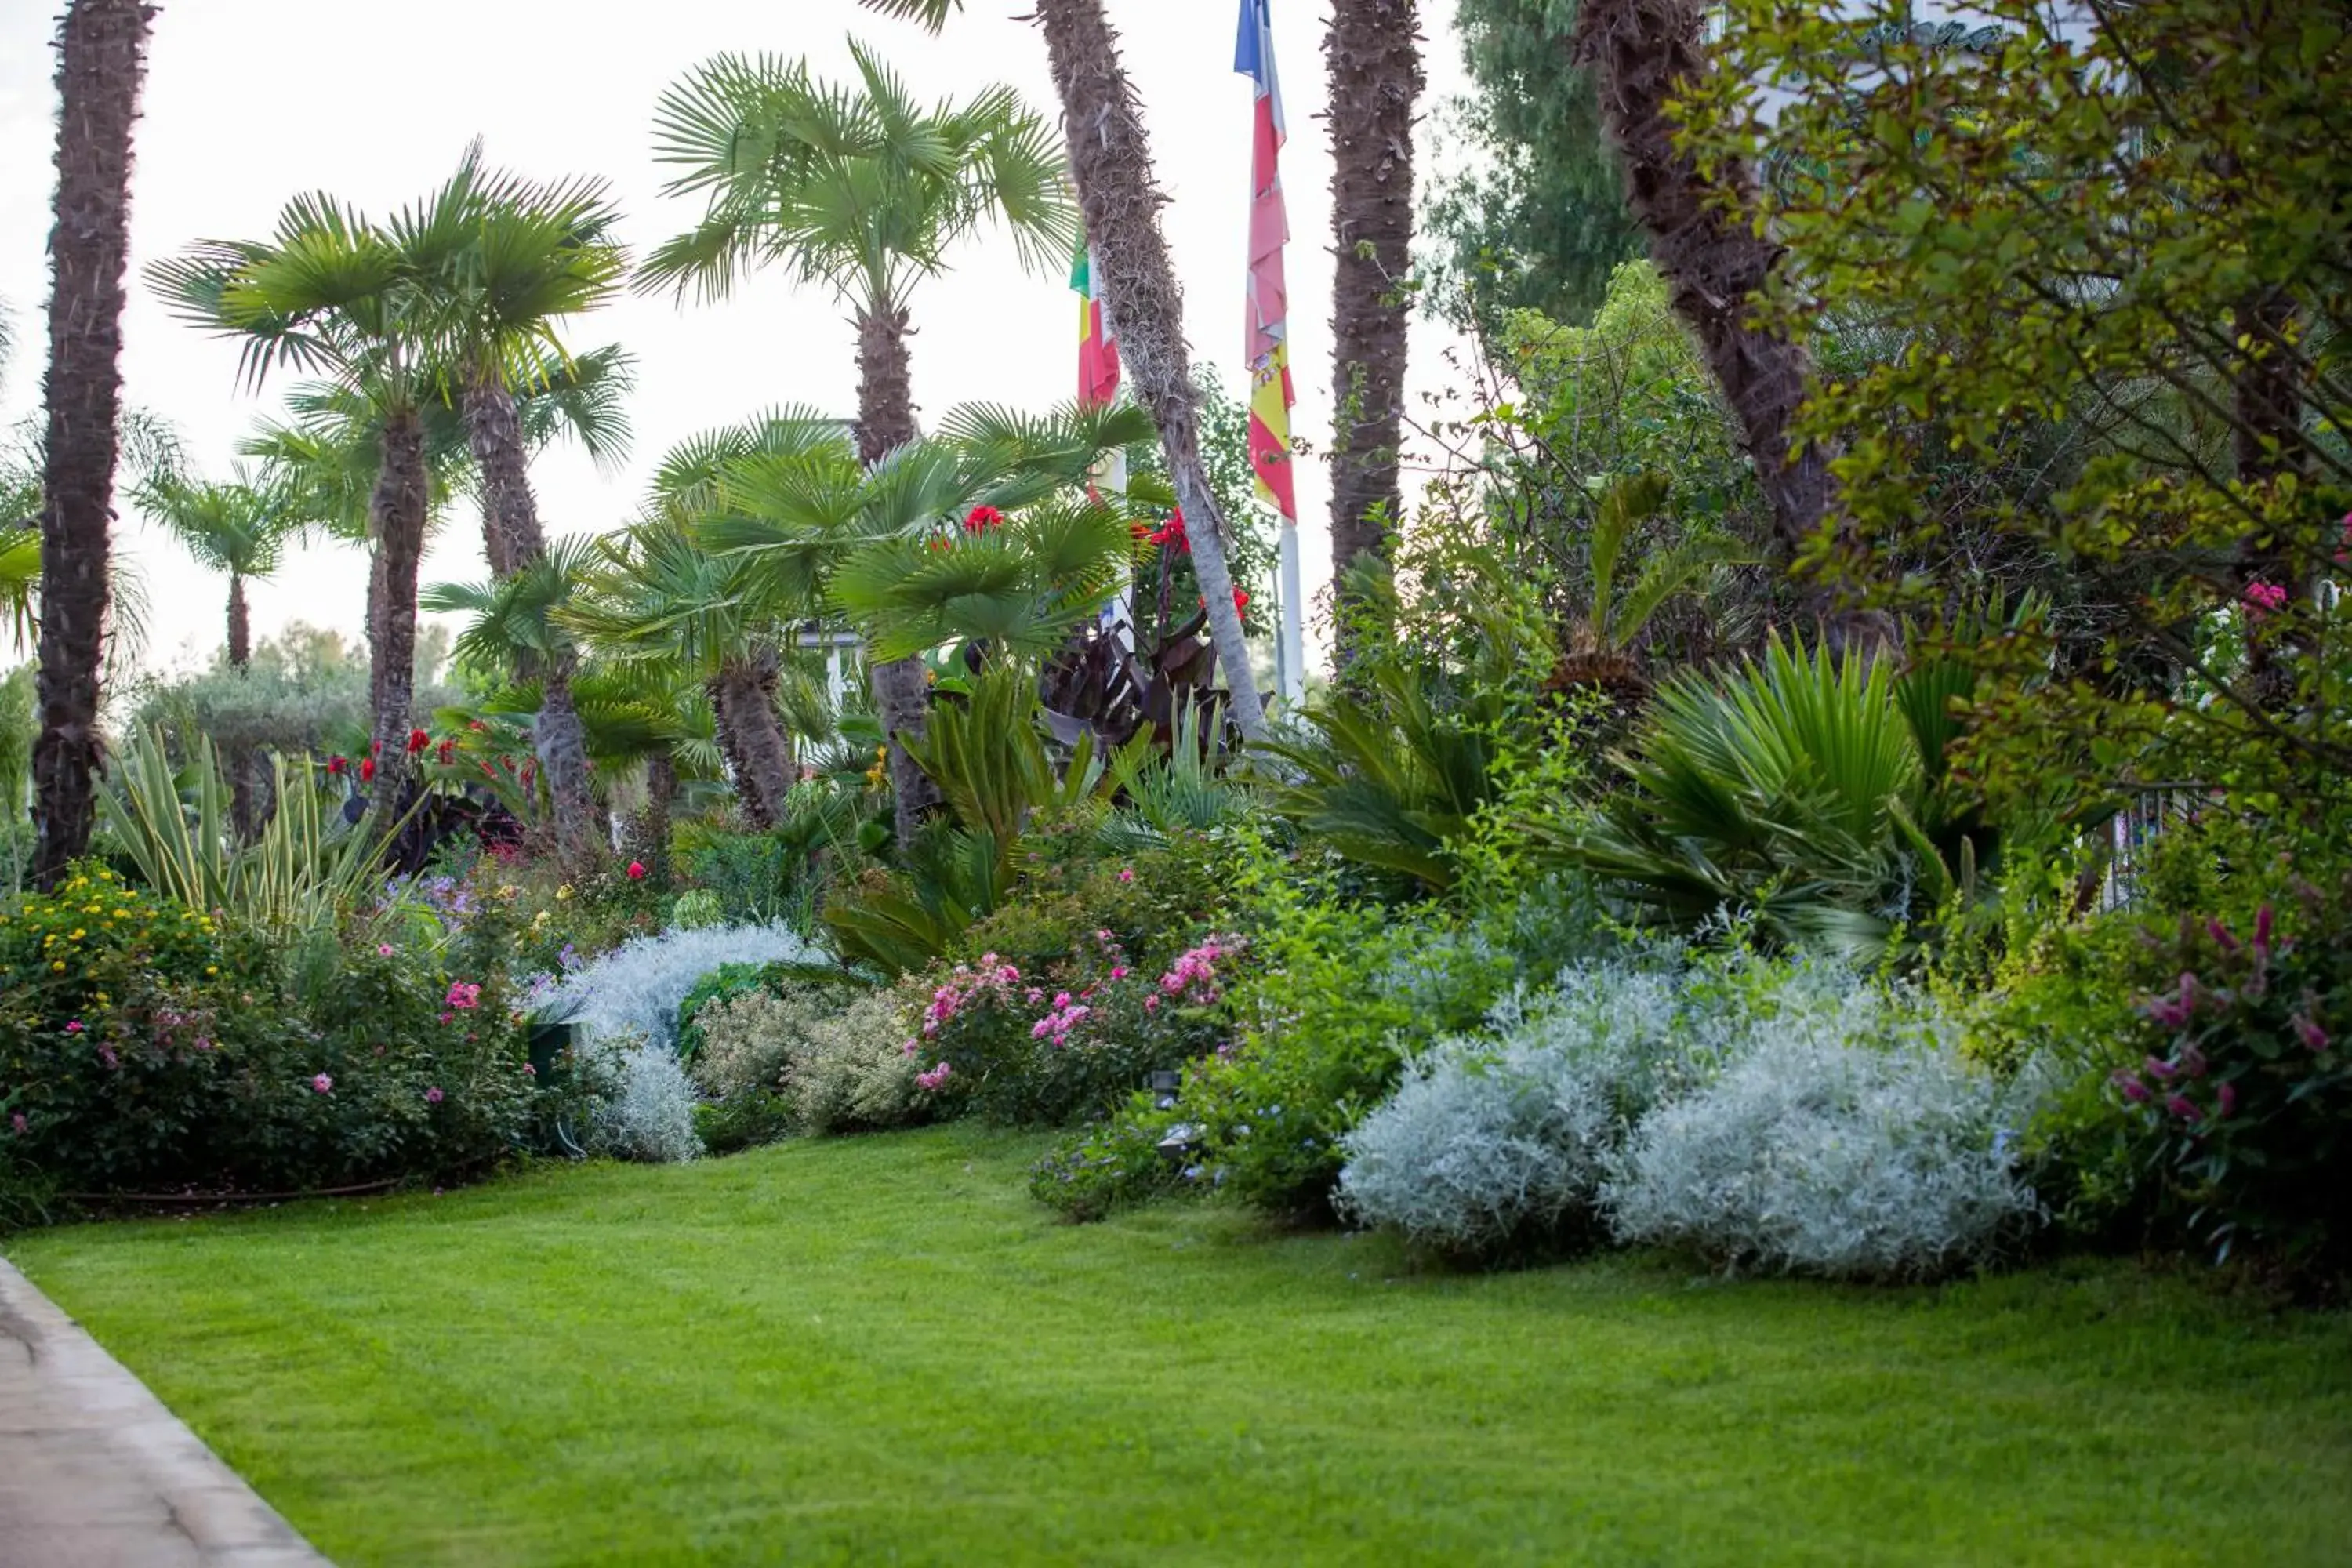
0,1255,332,1567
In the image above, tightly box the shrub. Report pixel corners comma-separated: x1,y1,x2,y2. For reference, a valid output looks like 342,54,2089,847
691,984,840,1101
541,922,828,1054
674,962,776,1063
1336,960,1710,1258
1029,1092,1188,1221
695,1091,794,1156
579,1030,702,1163
2109,887,2352,1268
0,866,535,1206
670,889,725,931
689,985,923,1136
1603,977,2038,1280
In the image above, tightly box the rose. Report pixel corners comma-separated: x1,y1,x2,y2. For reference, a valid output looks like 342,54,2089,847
626,861,647,880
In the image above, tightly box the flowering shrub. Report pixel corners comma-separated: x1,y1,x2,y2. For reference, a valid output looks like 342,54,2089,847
0,866,535,1210
907,931,1236,1127
1602,973,2038,1281
2109,887,2352,1265
539,922,829,1054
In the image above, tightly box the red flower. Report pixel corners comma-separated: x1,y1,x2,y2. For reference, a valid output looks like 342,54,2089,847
436,740,456,764
360,757,376,784
1147,509,1190,552
369,741,381,757
405,728,430,755
928,537,954,552
1196,588,1250,617
626,860,648,880
963,504,1004,534
467,720,487,733
326,756,348,777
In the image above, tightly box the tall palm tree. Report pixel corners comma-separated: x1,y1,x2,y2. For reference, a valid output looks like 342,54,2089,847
131,466,299,669
153,181,470,794
32,0,156,887
412,144,632,866
862,0,1270,742
1326,0,1426,652
644,39,1077,844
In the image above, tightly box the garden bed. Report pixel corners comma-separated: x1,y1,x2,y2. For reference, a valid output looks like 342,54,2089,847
8,1126,2350,1566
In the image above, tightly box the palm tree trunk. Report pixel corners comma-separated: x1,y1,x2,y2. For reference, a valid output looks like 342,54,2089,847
631,751,677,873
463,371,598,866
854,302,944,845
31,0,154,890
226,571,250,668
1326,0,1425,662
1033,0,1269,743
713,654,794,829
1573,0,1831,558
368,405,429,789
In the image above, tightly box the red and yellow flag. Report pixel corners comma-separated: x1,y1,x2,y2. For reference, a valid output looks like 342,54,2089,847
1073,242,1121,410
1236,0,1297,524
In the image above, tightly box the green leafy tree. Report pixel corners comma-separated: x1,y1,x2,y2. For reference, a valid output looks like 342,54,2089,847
644,38,1075,847
131,467,302,670
1425,0,1644,330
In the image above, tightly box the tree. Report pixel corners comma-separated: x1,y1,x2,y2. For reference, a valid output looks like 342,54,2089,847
859,0,1272,745
153,190,454,796
1326,0,1428,643
412,144,632,867
1425,0,1644,330
132,467,299,670
1571,0,1833,564
644,40,1075,847
32,0,156,887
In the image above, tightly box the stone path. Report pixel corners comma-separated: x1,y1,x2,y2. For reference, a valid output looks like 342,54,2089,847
0,1256,331,1567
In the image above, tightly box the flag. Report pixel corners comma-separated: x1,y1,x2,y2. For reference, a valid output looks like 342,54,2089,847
1235,0,1298,524
1073,241,1121,409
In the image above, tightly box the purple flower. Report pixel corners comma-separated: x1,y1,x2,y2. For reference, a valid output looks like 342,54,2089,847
2216,1082,2238,1118
2292,1014,2331,1053
2111,1069,2151,1104
378,944,396,959
2207,919,2239,954
64,1020,83,1034
425,1087,445,1105
312,1073,334,1094
2165,1093,2201,1122
2178,1044,2208,1079
2145,1055,2179,1083
2255,904,2274,952
8,1112,25,1137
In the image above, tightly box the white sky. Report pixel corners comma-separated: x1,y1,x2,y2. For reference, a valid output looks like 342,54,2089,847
0,0,1470,677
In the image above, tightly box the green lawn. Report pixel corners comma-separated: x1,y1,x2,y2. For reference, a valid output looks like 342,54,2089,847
9,1127,2351,1566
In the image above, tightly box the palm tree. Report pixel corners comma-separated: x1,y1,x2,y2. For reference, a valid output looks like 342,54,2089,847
1573,0,1831,563
1325,0,1426,652
410,145,632,866
132,467,300,669
32,0,157,887
561,521,804,828
152,181,466,796
644,40,1076,845
865,0,1272,742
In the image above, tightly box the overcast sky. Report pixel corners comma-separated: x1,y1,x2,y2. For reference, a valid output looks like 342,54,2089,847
0,0,1471,677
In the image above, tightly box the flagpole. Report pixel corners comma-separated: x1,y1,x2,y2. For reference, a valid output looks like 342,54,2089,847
1278,522,1304,705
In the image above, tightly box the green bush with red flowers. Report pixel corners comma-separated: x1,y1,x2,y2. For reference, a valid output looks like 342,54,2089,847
0,865,536,1219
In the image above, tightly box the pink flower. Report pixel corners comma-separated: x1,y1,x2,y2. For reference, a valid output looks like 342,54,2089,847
2292,1014,2331,1053
626,861,648,880
8,1111,26,1136
2165,1093,2201,1121
64,1020,83,1034
312,1073,334,1094
1144,995,1160,1014
522,1062,537,1076
2243,580,2288,616
1054,992,1073,1009
1032,1018,1054,1040
425,1087,445,1105
1118,867,1134,884
1110,966,1130,982
916,1062,954,1092
2216,1082,2238,1118
902,1039,921,1057
439,1011,456,1025
2207,919,2238,954
2145,1055,2179,1083
2111,1069,2151,1104
1026,989,1044,1004
446,981,482,1011
378,944,395,958
2254,904,2274,953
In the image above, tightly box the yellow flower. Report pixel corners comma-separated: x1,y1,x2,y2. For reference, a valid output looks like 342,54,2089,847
50,961,64,972
68,929,84,942
205,966,219,977
555,884,574,902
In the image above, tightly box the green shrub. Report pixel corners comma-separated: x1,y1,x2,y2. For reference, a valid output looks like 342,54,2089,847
694,1091,795,1156
675,962,776,1062
689,985,924,1138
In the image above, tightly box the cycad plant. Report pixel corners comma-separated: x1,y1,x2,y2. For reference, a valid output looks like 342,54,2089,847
645,38,1076,844
1548,470,1753,717
1558,635,1999,956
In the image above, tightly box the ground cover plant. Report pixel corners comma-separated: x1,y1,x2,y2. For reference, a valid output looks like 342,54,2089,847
9,1125,2352,1568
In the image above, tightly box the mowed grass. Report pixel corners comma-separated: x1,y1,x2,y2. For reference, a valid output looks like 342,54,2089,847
9,1127,2352,1566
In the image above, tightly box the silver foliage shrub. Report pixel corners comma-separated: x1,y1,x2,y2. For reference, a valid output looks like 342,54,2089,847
544,922,826,1054
1338,959,1709,1254
1602,981,2039,1281
578,1029,704,1164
